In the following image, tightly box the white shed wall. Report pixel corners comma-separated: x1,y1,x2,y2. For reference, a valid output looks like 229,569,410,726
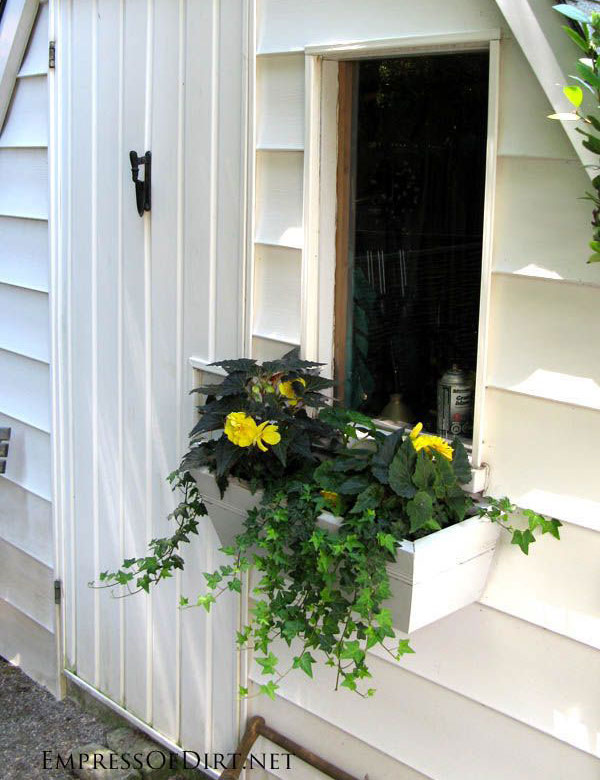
0,0,57,694
246,2,600,778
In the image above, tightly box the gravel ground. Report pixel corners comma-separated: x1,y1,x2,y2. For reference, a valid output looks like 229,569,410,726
0,655,107,779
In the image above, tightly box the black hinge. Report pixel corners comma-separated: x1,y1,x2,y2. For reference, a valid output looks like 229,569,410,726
49,41,56,69
54,579,62,605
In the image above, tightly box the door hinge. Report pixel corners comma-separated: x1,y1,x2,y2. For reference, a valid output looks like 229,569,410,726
49,41,56,69
54,579,62,605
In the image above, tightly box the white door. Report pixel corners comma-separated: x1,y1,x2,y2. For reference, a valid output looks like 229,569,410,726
55,0,248,757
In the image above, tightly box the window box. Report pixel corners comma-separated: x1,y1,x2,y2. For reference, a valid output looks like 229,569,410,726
192,467,500,634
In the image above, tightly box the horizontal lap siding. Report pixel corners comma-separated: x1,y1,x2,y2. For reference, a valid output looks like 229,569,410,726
252,1,600,778
0,1,56,695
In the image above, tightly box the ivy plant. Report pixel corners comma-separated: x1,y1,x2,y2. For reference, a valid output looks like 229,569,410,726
95,352,562,696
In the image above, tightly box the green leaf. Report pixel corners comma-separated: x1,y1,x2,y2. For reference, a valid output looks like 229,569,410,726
553,4,590,24
256,651,279,676
388,441,417,498
588,253,600,263
563,84,583,108
293,652,316,678
214,436,244,479
413,450,436,491
396,639,415,657
562,25,591,53
406,491,434,534
338,474,371,495
575,61,600,92
259,681,279,700
511,528,536,555
371,428,405,484
238,685,249,697
451,437,471,484
340,640,365,664
351,483,384,514
376,532,397,556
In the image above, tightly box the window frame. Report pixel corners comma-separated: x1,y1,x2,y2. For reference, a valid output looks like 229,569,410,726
300,31,500,471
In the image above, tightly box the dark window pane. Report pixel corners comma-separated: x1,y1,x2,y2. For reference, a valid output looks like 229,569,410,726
344,52,489,440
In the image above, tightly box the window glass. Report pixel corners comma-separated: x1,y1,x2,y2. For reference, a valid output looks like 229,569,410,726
341,53,489,440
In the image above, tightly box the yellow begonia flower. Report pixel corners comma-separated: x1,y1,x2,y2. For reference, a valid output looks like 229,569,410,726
254,421,281,451
278,377,306,406
320,490,339,503
224,412,258,447
224,412,281,451
409,422,453,461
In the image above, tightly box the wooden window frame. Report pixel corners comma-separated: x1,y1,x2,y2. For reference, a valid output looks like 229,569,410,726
301,32,500,474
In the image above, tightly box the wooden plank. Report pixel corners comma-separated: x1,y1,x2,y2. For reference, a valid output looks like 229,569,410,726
0,597,57,695
0,348,50,431
497,37,573,160
253,244,302,344
486,274,600,410
256,54,304,150
0,216,48,291
482,388,600,532
333,61,355,403
18,0,48,77
0,283,49,362
0,477,52,565
255,150,304,248
493,156,596,285
0,0,39,131
0,74,48,147
0,411,50,499
256,0,506,55
249,643,600,780
0,538,54,630
0,148,47,219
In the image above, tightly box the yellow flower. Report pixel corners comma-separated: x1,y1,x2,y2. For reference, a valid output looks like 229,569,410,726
278,377,306,406
409,422,453,461
320,490,338,504
253,421,281,451
224,412,281,451
224,412,258,447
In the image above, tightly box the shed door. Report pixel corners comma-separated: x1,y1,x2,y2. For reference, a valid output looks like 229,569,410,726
56,0,247,757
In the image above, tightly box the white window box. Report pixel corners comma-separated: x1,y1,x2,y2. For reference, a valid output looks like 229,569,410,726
192,467,500,634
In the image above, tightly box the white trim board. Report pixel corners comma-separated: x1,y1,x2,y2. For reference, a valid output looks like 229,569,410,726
0,0,40,132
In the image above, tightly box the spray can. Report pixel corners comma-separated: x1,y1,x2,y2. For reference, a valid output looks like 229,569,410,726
437,365,473,438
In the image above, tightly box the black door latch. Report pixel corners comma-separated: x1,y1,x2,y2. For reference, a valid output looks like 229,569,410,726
129,150,151,217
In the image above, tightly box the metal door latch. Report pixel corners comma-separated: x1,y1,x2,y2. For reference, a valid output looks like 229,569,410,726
129,150,151,217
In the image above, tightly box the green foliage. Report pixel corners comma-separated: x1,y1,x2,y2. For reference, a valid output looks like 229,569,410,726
552,5,600,263
94,354,562,698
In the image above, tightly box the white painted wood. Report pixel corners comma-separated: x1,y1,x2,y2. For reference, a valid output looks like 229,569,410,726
251,335,299,361
256,0,507,54
253,244,301,345
255,151,304,248
494,0,596,176
256,54,304,150
0,348,50,430
0,283,49,362
481,389,600,532
0,216,49,291
493,156,594,283
0,598,57,695
486,274,600,410
0,147,47,218
0,0,39,131
0,538,54,630
250,647,600,780
247,695,431,780
0,411,50,499
0,478,52,565
18,0,48,78
0,74,47,147
497,37,574,160
482,519,600,650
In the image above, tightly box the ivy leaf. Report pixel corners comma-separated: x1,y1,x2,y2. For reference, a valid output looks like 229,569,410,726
293,652,316,678
451,437,471,484
396,639,415,657
256,652,279,676
376,532,396,556
371,428,405,484
259,681,279,700
553,4,590,24
340,640,365,665
563,84,583,108
238,685,249,697
511,528,536,555
388,441,417,498
406,491,434,534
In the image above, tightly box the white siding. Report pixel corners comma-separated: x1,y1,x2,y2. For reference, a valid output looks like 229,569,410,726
248,1,600,778
0,0,55,695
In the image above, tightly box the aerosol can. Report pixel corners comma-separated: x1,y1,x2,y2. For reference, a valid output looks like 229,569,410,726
437,365,473,438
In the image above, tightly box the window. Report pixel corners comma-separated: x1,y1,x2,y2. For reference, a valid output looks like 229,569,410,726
333,52,490,443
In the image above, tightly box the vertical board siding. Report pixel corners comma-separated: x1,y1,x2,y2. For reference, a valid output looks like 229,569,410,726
60,0,246,759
